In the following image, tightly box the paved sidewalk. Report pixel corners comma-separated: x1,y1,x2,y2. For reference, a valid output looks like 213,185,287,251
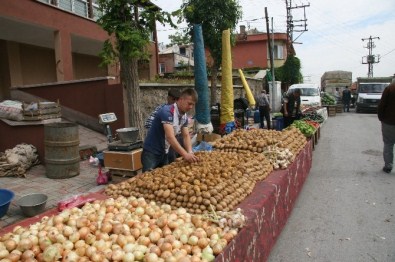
0,125,130,229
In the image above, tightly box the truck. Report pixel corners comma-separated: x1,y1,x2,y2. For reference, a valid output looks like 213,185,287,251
321,71,352,96
355,76,392,113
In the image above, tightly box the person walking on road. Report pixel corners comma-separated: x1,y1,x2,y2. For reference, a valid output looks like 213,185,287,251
342,86,352,112
256,90,271,129
377,82,395,173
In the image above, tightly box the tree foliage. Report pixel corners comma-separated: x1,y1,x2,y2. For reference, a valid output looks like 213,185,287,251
274,55,303,86
168,31,192,47
97,0,175,137
180,0,242,105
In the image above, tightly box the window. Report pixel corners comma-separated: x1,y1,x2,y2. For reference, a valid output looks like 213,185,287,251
159,63,166,74
179,47,186,56
274,44,284,59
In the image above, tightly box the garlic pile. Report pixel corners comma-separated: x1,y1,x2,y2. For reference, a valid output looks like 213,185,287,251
263,146,294,170
105,151,273,214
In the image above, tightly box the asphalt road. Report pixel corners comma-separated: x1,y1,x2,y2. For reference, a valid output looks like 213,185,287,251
268,109,395,262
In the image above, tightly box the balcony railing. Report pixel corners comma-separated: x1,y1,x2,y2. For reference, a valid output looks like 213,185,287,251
37,0,101,21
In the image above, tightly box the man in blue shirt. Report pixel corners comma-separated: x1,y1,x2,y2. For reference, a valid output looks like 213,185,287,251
144,89,181,130
142,88,199,172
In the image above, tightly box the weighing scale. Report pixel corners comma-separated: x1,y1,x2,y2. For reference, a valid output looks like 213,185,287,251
98,112,143,151
99,113,143,175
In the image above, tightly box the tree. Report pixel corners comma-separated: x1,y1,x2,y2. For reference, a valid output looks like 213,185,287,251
180,0,242,105
97,0,174,138
167,31,191,47
274,55,303,88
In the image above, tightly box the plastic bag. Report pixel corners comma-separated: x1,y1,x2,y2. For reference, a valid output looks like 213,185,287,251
96,165,108,185
193,141,213,152
57,194,96,211
89,156,100,166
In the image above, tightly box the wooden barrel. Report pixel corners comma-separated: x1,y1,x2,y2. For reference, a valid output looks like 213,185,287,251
44,122,80,179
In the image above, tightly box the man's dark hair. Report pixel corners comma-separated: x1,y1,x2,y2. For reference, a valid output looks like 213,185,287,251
168,88,181,98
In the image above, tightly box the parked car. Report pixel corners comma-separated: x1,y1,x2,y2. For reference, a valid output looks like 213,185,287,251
287,83,322,107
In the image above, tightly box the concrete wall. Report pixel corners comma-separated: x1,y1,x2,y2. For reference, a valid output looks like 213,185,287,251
73,53,107,80
20,44,57,85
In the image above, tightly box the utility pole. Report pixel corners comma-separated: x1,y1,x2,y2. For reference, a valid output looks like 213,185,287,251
265,7,274,85
285,0,310,55
361,36,380,77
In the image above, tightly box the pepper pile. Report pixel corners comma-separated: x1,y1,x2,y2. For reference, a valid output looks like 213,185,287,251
291,120,316,137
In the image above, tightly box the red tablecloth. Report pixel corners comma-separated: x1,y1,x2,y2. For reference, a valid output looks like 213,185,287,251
216,140,313,262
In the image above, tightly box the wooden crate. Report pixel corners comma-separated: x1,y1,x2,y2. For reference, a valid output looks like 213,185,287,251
103,149,142,172
327,105,336,117
336,104,343,113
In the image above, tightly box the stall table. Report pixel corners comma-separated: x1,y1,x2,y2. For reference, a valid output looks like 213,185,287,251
1,141,313,262
215,140,312,262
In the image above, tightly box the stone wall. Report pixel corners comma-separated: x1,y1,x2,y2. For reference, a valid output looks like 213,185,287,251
140,76,263,120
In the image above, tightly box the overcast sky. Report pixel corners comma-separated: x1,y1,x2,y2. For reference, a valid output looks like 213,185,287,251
152,0,395,85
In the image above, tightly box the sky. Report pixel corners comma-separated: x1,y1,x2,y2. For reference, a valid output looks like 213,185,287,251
151,0,395,85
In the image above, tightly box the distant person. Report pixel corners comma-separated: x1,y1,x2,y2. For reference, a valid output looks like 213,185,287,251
334,87,341,102
342,86,352,112
377,82,395,174
282,88,301,128
256,90,271,129
142,88,199,172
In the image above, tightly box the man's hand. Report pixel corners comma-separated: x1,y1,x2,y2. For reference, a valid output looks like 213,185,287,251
183,152,199,163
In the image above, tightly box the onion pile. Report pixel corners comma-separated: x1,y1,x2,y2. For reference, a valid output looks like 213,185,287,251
0,196,237,261
105,151,272,214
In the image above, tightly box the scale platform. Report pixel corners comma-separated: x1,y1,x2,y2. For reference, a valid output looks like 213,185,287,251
108,140,143,151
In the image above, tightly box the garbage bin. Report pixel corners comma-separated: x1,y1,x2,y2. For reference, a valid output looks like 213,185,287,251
253,110,260,124
272,116,284,131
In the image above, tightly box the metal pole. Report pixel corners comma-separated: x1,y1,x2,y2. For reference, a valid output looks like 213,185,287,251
271,17,275,110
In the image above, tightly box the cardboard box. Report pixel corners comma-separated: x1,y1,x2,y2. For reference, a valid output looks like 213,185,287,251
196,133,222,142
103,148,142,171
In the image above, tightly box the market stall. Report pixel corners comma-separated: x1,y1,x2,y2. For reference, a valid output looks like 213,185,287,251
0,125,317,262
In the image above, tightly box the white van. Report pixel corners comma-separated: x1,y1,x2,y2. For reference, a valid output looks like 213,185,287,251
288,83,321,106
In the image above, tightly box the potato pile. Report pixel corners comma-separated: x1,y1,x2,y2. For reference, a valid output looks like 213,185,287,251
211,129,281,153
276,127,307,156
212,128,307,168
105,151,272,214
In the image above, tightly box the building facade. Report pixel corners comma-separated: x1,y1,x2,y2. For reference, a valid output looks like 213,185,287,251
0,0,159,100
232,25,291,70
158,45,194,75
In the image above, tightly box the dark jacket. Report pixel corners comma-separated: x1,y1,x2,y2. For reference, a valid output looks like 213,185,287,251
282,92,301,116
378,83,395,125
342,89,351,103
